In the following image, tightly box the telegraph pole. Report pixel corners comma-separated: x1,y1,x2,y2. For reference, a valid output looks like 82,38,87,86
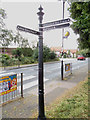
61,0,65,80
37,5,46,120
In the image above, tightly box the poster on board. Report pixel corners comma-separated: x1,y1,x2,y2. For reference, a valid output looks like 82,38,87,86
0,74,17,96
65,63,70,72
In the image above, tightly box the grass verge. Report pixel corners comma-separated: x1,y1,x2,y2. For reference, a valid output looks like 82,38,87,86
32,77,89,119
46,78,88,119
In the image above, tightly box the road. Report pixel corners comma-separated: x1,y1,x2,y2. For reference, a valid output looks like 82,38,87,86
0,58,88,95
1,58,88,118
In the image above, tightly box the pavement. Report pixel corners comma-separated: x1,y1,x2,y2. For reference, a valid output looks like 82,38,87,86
1,63,88,119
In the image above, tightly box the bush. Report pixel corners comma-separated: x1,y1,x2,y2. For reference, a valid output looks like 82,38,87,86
23,57,30,64
1,54,10,66
32,46,57,62
50,51,56,59
63,54,66,58
2,54,10,60
32,48,38,61
77,49,89,57
12,48,22,61
21,48,33,57
21,57,35,64
8,58,18,66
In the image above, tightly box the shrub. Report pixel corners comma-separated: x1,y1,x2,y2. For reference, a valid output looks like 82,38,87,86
2,54,10,60
21,57,35,64
1,54,10,66
21,48,33,57
63,54,66,58
32,48,38,61
50,51,56,59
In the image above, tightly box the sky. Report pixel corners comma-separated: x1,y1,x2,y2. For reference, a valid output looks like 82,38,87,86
1,0,79,49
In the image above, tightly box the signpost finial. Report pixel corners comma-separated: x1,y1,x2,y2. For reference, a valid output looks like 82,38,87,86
37,5,44,23
39,5,43,11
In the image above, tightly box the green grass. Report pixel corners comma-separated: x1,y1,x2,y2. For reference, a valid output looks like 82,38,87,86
46,78,88,119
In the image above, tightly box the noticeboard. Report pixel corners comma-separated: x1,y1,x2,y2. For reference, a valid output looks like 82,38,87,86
0,74,17,96
65,63,70,72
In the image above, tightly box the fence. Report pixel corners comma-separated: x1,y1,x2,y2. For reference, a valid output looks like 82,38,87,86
64,63,72,77
0,73,23,104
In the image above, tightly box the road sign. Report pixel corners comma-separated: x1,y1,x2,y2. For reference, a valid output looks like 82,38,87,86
43,23,70,31
17,25,40,35
42,18,70,27
64,31,70,38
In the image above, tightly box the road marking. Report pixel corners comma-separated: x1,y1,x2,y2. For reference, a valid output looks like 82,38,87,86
0,72,16,77
46,66,60,71
18,78,49,90
17,73,25,77
23,75,36,81
0,70,6,74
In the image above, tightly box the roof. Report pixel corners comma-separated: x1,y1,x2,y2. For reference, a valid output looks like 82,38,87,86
70,49,78,53
50,47,62,52
50,47,77,53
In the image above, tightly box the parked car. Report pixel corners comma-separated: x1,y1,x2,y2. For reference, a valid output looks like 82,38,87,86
77,55,85,60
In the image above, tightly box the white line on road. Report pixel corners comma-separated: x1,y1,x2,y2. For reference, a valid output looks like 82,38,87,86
23,75,36,81
19,78,49,90
0,72,16,77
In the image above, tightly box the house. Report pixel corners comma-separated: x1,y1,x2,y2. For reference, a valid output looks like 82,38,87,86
50,47,78,58
0,47,16,55
70,49,78,58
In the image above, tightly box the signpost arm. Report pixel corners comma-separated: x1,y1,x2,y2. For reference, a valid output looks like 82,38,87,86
37,5,46,120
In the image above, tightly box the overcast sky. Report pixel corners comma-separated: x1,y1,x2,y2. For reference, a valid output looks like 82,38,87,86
1,0,79,49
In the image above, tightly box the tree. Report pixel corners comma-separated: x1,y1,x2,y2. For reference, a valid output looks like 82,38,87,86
12,48,22,67
0,8,29,48
0,9,13,47
0,29,13,47
21,47,33,57
33,48,38,61
68,2,90,50
49,51,56,59
77,48,89,57
0,9,6,28
13,32,29,48
43,46,51,62
33,45,56,62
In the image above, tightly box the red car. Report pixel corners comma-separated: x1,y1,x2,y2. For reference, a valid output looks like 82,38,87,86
77,55,85,60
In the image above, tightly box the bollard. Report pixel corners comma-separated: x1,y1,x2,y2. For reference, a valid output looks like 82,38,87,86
21,73,23,98
71,63,72,74
61,60,64,80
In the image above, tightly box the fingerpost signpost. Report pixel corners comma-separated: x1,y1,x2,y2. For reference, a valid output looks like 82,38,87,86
37,6,46,120
17,5,70,120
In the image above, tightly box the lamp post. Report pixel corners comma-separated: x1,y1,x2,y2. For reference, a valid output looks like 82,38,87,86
61,0,65,80
58,0,65,80
37,5,46,120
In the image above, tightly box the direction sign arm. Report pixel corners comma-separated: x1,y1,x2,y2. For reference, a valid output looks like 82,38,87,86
43,23,70,32
42,18,70,27
17,25,40,36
